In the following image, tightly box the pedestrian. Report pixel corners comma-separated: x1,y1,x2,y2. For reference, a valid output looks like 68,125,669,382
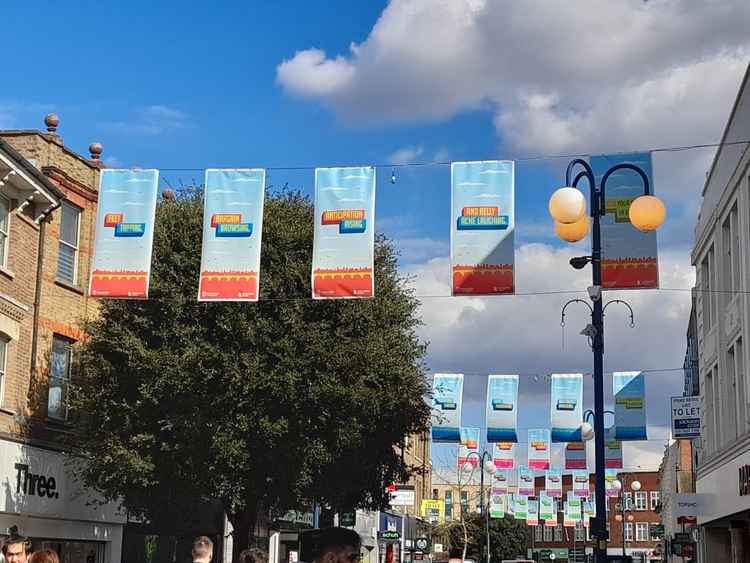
192,536,214,563
308,527,361,563
28,550,60,563
1,530,31,563
238,548,268,563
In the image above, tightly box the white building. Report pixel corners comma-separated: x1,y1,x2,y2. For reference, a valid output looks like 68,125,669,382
692,63,750,561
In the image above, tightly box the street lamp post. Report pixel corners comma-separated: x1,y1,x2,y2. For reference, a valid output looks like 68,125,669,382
461,451,495,563
614,477,641,558
549,159,665,563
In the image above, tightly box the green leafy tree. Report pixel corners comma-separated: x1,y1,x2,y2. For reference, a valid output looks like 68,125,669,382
437,512,530,562
71,188,430,558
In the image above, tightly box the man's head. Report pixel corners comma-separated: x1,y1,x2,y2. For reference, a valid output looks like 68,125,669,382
238,548,268,563
311,528,361,563
191,536,213,563
2,535,31,563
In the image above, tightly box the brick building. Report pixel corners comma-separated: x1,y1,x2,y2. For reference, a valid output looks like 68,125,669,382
0,115,125,563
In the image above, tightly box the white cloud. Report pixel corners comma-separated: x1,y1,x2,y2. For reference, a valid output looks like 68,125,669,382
101,104,190,136
388,145,424,165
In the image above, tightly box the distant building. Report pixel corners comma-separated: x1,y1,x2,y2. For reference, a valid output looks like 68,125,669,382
684,291,699,397
658,440,695,558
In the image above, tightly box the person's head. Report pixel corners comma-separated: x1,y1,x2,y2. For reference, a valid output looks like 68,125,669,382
28,549,60,563
191,536,213,563
238,548,268,563
2,536,31,563
313,528,361,563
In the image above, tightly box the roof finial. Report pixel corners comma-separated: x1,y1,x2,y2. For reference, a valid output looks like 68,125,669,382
44,113,60,133
89,142,103,160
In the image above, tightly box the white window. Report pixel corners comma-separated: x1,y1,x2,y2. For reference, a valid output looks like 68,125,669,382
622,492,633,511
575,521,585,542
48,336,73,421
535,525,543,542
0,336,7,405
722,203,741,293
554,524,563,542
634,491,647,511
543,525,553,542
636,522,649,542
624,523,634,542
57,202,80,285
649,491,660,511
0,195,9,268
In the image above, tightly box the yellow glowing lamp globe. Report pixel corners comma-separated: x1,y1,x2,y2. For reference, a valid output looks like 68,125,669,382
555,215,590,243
549,187,586,224
629,195,666,231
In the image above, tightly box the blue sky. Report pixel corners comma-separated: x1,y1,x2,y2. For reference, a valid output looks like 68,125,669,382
4,1,750,470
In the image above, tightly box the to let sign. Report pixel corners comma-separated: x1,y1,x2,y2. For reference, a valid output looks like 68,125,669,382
671,396,700,438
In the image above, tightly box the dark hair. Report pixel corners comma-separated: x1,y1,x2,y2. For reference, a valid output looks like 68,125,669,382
239,548,268,563
302,527,361,562
2,534,31,556
29,549,60,563
192,536,214,560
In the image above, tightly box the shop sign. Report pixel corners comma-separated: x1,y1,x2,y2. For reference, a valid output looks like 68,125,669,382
379,530,401,541
281,511,314,526
389,485,416,507
415,538,430,551
671,396,700,438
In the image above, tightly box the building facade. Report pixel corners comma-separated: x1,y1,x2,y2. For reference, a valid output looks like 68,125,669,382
0,117,126,563
692,63,750,561
658,440,696,561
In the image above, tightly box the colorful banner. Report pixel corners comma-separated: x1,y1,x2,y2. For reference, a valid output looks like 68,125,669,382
493,469,510,494
605,428,624,469
572,470,589,497
545,468,563,498
486,374,518,442
527,499,539,526
591,152,658,289
565,442,587,470
563,503,576,527
90,169,159,298
527,429,551,470
198,169,265,301
431,374,463,442
312,166,375,299
583,501,595,518
493,442,515,469
514,495,528,520
450,160,514,295
566,492,582,523
506,467,519,494
489,492,506,519
539,492,555,521
458,427,480,467
605,469,620,498
518,466,535,497
613,371,647,440
507,493,515,517
550,373,583,442
545,510,558,527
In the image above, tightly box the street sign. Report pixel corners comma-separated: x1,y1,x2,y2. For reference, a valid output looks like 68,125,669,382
671,396,700,438
390,484,416,507
415,538,430,551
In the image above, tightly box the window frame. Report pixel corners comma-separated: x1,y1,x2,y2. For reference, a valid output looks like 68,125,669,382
543,524,553,542
0,335,8,406
535,524,543,542
0,193,10,269
57,201,81,285
634,491,647,511
47,335,74,421
635,522,649,542
624,522,634,542
649,491,660,511
554,524,563,542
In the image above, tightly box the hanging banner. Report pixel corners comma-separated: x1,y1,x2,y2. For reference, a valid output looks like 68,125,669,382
450,160,515,295
605,428,624,469
312,166,375,299
514,495,528,520
605,469,620,498
550,373,583,442
527,499,539,526
506,467,519,494
493,442,515,469
565,442,587,470
489,492,506,519
583,501,595,518
198,169,266,301
528,429,551,470
518,466,535,497
572,470,589,497
507,493,515,517
458,427,480,467
613,371,647,440
431,374,463,442
545,468,563,498
90,169,159,298
563,503,575,527
591,152,658,289
493,469,509,494
545,510,559,527
486,374,518,442
539,492,555,521
566,492,582,523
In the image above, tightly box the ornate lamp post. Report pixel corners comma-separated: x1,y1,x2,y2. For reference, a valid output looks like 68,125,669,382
614,477,642,557
460,451,495,563
548,159,665,563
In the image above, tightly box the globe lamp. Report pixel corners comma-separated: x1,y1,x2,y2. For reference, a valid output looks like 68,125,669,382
549,187,586,224
555,215,590,243
629,195,666,231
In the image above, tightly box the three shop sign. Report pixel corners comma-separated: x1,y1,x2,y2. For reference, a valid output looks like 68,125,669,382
671,396,700,439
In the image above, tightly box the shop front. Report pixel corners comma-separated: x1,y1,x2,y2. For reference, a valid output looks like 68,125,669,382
0,439,126,563
378,512,403,563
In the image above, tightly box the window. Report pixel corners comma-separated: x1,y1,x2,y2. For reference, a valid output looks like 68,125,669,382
57,202,80,285
0,195,9,268
48,336,73,420
0,336,7,405
705,367,717,453
543,525,553,542
624,523,633,542
726,345,739,445
701,247,715,333
554,524,563,542
649,491,660,511
622,492,633,511
535,525,543,542
460,490,469,515
445,490,453,520
575,521,585,542
636,522,649,542
722,203,741,293
634,492,647,511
